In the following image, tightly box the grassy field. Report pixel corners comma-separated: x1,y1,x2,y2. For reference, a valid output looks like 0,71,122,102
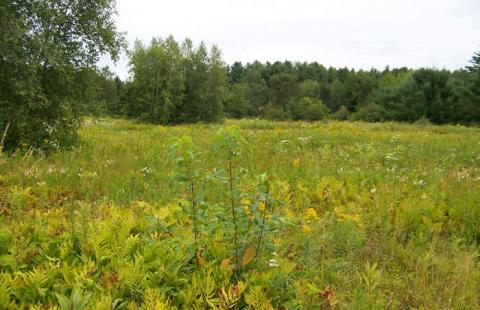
1,118,480,309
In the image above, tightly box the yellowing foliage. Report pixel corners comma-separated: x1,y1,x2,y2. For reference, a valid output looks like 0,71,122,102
0,118,479,308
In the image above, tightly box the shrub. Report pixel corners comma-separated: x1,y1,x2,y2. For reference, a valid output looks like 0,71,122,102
414,117,433,126
351,102,386,122
289,97,330,121
332,105,352,120
262,105,290,121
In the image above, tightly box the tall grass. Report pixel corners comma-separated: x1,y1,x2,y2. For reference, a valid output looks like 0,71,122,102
0,118,479,308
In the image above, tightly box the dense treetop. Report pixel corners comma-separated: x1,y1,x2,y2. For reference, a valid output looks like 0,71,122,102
107,52,480,126
0,0,124,151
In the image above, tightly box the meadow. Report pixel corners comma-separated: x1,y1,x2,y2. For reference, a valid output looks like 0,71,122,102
1,118,480,309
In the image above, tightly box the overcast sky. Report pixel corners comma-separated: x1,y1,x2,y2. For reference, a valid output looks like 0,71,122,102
101,0,480,79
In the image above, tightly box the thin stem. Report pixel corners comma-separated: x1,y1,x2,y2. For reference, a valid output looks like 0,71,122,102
190,179,198,247
256,180,269,258
1,121,10,151
228,150,239,268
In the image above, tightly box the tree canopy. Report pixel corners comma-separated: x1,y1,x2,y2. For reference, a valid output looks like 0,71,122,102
121,36,226,124
0,0,124,151
106,50,480,126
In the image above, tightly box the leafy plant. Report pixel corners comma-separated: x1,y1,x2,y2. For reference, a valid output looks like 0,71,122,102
1,118,480,308
360,262,381,295
213,126,244,269
55,287,92,310
168,136,203,264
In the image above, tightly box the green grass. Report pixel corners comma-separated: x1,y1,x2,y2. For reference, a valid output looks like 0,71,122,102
1,118,480,309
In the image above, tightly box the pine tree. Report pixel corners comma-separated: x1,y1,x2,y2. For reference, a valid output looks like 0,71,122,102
467,50,480,72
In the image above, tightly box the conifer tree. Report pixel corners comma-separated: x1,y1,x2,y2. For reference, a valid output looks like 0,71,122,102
467,50,480,72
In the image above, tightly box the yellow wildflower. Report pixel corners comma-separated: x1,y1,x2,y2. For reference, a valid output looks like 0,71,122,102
302,225,312,233
243,205,253,221
304,207,319,222
258,201,266,212
336,212,361,225
292,158,301,167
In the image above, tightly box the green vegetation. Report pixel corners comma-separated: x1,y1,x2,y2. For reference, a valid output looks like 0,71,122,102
1,0,479,151
1,1,480,308
123,37,225,124
0,0,124,151
1,118,480,308
221,61,480,124
100,50,480,128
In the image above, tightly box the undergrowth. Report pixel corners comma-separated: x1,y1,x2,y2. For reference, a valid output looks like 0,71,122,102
0,118,479,309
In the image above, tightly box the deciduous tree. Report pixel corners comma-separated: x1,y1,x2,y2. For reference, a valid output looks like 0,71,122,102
0,0,125,151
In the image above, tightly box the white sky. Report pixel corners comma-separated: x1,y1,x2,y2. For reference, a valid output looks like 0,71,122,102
101,0,480,79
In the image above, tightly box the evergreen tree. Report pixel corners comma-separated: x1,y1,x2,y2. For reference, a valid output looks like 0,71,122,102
467,50,480,72
228,62,245,84
242,65,269,115
269,73,298,112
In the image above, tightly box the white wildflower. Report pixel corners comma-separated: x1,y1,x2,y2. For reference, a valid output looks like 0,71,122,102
456,168,470,180
141,166,152,176
268,259,279,268
414,179,426,186
385,153,399,161
297,136,312,142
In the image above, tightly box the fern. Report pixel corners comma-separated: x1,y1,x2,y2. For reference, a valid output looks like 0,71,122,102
142,288,175,310
244,286,273,310
219,281,246,309
0,275,17,310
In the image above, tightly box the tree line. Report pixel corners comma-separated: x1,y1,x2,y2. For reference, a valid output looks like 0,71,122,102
225,60,480,124
1,0,479,151
99,43,480,126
